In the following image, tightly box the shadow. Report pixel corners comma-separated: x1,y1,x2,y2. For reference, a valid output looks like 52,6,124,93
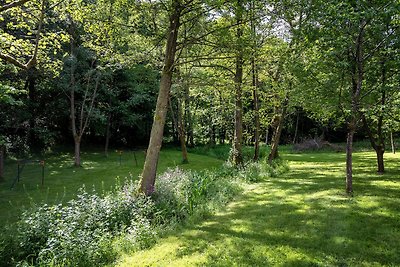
156,151,400,266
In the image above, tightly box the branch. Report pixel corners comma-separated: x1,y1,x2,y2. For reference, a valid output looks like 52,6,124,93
81,75,100,135
0,52,27,69
191,63,235,76
0,0,45,69
0,0,30,12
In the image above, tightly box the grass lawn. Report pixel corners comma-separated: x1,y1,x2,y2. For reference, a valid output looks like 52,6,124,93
117,150,400,266
0,148,223,224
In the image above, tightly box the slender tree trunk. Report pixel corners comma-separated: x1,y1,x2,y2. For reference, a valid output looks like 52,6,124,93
0,145,4,180
250,0,260,161
252,54,260,161
345,19,365,195
177,99,188,163
293,110,300,144
391,132,395,154
232,0,244,166
361,60,386,174
268,98,288,164
376,145,384,174
140,1,181,195
74,136,81,167
168,98,179,144
184,82,194,147
104,113,111,157
27,69,38,151
69,18,80,168
265,128,269,145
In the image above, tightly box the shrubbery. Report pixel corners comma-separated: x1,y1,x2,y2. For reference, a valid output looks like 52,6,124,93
0,158,288,267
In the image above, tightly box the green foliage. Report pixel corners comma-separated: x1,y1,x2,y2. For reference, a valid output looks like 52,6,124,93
6,182,154,266
117,150,400,267
189,144,267,162
153,165,243,224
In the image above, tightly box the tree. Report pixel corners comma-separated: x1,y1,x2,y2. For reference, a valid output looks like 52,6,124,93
0,0,45,70
140,0,183,195
298,0,399,193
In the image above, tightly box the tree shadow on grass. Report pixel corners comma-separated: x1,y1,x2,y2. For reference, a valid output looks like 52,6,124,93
166,152,400,266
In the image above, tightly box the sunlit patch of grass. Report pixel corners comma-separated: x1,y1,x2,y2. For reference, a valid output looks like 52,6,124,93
117,150,400,267
0,148,223,224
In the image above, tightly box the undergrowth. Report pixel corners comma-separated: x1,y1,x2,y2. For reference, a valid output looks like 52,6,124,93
0,159,288,267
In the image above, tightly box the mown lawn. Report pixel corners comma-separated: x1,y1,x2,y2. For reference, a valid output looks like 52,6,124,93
117,150,400,266
0,148,223,224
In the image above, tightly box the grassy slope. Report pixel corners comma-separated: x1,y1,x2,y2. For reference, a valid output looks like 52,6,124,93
117,151,400,266
0,149,223,224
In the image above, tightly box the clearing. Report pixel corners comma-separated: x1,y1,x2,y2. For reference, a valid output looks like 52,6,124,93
117,151,400,266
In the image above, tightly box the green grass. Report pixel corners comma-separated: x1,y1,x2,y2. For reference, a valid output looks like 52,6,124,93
116,150,400,266
0,148,223,224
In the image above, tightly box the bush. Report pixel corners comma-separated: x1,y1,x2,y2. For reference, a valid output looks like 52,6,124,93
12,182,155,267
293,138,344,152
153,166,242,224
1,154,289,266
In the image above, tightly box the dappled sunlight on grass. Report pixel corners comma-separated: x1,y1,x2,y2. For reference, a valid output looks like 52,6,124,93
117,150,400,266
0,149,224,224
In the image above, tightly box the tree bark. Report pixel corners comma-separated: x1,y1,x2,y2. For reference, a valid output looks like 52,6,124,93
250,0,260,161
252,52,260,161
232,0,244,167
184,81,194,147
140,0,181,195
293,109,300,144
168,98,179,144
391,132,395,154
345,19,365,195
104,112,111,157
177,99,188,163
0,145,4,180
74,136,81,167
268,97,288,164
68,18,100,167
376,145,384,174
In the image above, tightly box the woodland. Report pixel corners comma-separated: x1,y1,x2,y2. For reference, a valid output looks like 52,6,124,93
1,0,400,266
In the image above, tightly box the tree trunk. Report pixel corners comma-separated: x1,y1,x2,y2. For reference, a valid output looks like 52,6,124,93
140,1,181,195
252,55,260,161
168,98,179,144
177,99,188,163
74,136,81,167
268,97,288,164
184,82,194,147
250,0,259,161
104,112,111,157
345,19,365,195
376,145,384,174
0,145,4,180
391,132,395,154
27,68,39,151
345,122,355,195
293,109,300,144
232,0,244,167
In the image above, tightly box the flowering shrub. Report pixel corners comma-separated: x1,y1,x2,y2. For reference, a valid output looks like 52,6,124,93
0,158,288,266
7,182,154,267
153,167,242,224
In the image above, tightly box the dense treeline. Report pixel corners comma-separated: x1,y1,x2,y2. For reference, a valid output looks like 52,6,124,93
1,0,399,193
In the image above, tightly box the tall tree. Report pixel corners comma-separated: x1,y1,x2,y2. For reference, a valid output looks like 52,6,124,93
231,0,245,166
140,0,183,195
